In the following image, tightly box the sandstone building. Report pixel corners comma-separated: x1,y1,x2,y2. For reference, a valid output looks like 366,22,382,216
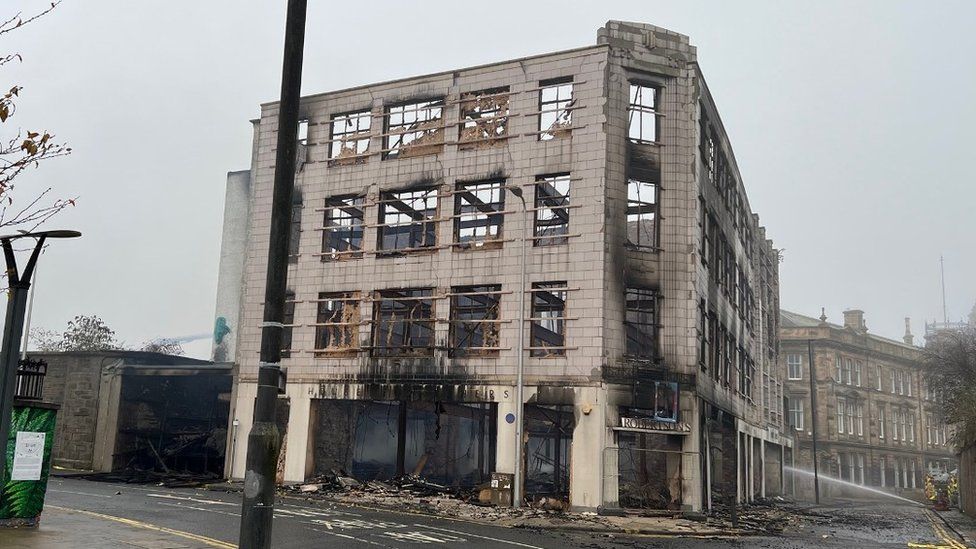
780,309,956,501
214,21,786,512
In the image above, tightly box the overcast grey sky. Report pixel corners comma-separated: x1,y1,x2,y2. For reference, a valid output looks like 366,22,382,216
4,0,974,358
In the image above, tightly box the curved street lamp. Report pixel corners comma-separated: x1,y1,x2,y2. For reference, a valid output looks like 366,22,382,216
0,229,81,479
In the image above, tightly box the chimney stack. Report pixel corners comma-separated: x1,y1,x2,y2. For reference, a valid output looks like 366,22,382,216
843,309,866,332
904,317,914,345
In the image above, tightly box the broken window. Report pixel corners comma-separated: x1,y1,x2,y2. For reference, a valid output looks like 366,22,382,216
628,84,659,144
378,187,438,252
530,282,567,357
281,290,296,358
459,87,509,147
533,174,570,246
454,180,505,247
372,288,434,357
624,288,657,359
322,195,364,260
288,201,302,263
524,405,573,498
450,285,501,357
329,109,371,165
314,292,360,354
626,179,658,250
538,77,574,140
384,99,444,159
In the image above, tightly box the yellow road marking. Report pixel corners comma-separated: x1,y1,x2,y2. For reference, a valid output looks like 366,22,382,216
47,505,237,549
920,509,968,549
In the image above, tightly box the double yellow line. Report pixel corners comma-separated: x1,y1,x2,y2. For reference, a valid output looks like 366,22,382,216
910,509,969,549
48,505,237,549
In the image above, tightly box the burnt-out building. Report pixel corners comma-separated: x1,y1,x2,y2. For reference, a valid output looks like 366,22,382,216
30,351,231,475
215,20,785,512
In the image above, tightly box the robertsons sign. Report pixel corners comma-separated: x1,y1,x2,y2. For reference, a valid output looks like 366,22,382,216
618,416,693,434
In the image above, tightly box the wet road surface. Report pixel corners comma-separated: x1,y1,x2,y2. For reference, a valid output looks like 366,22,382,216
16,477,969,548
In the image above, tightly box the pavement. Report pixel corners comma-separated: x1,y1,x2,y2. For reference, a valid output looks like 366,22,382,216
0,477,971,548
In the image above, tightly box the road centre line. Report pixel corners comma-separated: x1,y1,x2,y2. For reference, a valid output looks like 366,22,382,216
412,523,545,548
147,492,239,506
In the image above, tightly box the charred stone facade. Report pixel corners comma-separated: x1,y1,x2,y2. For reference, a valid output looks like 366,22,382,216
219,20,784,512
779,309,957,502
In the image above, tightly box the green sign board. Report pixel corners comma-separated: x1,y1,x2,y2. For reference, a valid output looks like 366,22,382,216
1,403,57,526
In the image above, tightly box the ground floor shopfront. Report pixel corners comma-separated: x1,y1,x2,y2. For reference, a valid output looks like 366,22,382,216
226,379,788,512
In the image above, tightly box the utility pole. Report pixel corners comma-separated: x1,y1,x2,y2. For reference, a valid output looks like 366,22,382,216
238,1,306,547
807,339,820,504
0,230,80,479
504,185,528,508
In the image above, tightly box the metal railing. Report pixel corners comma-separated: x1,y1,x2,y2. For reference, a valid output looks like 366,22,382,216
14,357,47,400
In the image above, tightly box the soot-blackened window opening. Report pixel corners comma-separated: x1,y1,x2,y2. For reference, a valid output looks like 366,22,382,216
329,110,371,164
534,174,570,246
281,290,296,358
288,201,302,263
530,282,567,357
459,87,509,145
626,179,658,250
378,188,438,252
624,288,657,359
384,99,444,159
450,285,502,357
322,195,364,260
538,78,574,140
628,84,659,144
315,292,360,354
455,180,505,247
372,288,434,357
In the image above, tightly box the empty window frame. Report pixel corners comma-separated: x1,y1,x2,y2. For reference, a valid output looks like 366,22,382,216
372,288,434,357
288,201,302,263
314,292,360,353
378,188,438,252
322,195,364,259
624,288,657,359
384,99,444,159
530,282,567,357
281,290,296,358
534,174,570,246
329,109,371,164
454,180,505,247
626,179,658,250
459,87,509,145
298,119,309,145
450,285,502,357
628,83,659,144
786,353,802,380
538,78,574,140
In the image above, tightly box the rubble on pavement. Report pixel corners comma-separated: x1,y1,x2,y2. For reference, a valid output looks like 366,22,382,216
272,470,804,535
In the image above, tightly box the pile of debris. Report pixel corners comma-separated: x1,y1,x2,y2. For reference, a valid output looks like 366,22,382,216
283,470,577,525
706,497,795,534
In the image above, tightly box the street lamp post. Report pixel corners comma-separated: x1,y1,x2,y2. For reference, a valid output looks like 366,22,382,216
0,229,81,479
504,185,528,508
238,1,306,547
